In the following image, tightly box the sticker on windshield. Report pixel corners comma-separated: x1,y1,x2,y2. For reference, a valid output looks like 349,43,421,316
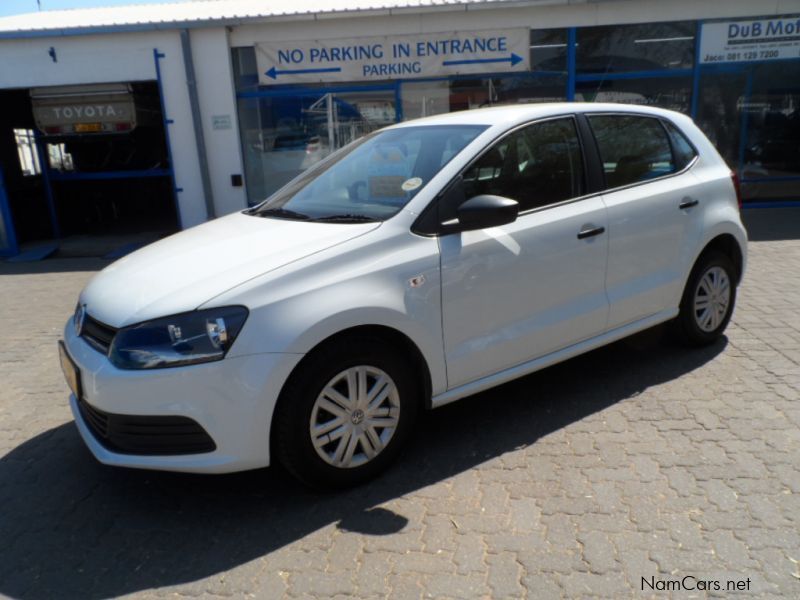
401,177,423,192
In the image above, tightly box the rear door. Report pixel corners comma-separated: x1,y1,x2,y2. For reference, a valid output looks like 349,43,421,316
585,113,703,329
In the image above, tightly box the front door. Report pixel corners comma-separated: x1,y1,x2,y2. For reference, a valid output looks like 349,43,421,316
439,116,610,388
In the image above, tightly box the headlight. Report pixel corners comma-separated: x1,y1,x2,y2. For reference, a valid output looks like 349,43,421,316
109,306,248,370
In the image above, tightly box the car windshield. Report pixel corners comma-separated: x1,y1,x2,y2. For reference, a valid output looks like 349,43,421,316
248,125,487,222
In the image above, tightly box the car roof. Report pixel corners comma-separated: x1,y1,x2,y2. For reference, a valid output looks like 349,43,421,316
390,102,686,129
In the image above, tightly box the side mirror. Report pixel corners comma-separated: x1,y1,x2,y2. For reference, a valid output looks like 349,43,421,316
456,195,519,231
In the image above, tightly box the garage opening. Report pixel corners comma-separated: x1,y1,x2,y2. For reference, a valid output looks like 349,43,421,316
0,82,179,258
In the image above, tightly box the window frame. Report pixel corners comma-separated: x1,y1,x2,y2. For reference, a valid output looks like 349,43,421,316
412,113,600,236
582,111,699,194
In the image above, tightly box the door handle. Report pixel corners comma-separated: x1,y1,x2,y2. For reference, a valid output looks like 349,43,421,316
577,225,605,240
679,197,699,209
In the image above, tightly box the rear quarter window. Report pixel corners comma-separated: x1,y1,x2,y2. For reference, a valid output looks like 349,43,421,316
663,120,698,171
588,115,676,189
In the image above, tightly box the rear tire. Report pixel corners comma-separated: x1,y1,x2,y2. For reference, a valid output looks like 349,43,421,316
273,335,419,489
672,251,737,346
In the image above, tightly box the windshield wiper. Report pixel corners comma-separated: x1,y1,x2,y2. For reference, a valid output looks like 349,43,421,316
310,214,379,223
253,207,311,220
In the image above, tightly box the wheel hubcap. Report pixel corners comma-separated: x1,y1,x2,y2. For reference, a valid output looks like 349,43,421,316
309,366,400,469
693,266,731,333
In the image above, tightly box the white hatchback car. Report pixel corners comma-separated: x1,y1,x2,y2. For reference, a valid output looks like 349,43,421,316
59,103,747,488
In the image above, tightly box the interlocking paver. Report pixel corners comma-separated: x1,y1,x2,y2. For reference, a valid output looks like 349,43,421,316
1,214,799,598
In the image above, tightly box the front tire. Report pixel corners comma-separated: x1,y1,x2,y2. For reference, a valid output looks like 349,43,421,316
273,335,419,489
673,251,737,346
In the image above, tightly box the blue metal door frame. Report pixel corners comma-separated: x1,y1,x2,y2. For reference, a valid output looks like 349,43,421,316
153,48,184,229
0,163,19,257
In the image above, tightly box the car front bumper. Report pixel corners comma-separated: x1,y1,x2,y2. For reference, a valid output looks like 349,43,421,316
62,320,303,474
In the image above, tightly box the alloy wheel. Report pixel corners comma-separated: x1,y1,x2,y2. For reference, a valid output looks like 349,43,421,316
309,366,401,468
693,266,731,333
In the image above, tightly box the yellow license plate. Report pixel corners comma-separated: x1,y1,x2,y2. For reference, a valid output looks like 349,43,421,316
74,123,102,133
58,341,82,398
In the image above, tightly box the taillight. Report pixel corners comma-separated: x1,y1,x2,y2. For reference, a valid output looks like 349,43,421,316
731,171,742,211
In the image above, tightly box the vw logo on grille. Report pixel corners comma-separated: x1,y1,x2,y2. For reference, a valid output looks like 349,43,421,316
73,303,86,337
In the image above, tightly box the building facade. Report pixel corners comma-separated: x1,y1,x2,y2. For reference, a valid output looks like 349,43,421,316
0,0,798,256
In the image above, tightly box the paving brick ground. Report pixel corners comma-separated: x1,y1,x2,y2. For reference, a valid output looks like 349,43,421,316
0,211,798,599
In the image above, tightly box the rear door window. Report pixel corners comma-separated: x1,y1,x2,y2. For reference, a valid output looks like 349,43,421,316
588,115,676,189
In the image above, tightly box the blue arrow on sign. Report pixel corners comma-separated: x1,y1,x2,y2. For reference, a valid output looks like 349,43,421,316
442,53,524,67
266,66,343,79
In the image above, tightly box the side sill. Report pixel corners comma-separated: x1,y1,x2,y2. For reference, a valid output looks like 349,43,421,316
431,308,679,409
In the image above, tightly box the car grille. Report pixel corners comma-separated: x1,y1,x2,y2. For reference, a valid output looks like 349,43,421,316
81,314,117,355
77,397,217,455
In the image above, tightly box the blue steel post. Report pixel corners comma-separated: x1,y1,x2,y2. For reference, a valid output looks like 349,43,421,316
0,163,19,256
566,28,577,101
394,82,403,122
33,130,60,239
153,48,183,229
737,68,754,179
690,21,703,119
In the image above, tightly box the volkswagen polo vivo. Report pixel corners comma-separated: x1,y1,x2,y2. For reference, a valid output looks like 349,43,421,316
59,103,747,487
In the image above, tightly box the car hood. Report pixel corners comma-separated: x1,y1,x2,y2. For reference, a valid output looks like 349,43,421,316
80,212,380,327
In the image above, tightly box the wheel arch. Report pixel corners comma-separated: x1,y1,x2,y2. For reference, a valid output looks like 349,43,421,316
269,323,435,461
697,233,745,285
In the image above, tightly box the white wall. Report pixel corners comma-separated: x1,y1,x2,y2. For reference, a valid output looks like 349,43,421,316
229,0,799,45
190,27,248,216
0,31,208,228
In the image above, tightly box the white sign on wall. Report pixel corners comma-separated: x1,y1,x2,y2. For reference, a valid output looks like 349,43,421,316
701,16,800,64
212,114,232,130
255,29,529,85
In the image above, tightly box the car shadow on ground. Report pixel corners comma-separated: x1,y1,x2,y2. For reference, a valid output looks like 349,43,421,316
0,329,727,599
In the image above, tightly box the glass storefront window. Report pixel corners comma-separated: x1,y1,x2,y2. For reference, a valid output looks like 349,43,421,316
530,29,568,72
401,80,450,120
449,75,566,111
577,22,695,73
742,62,800,201
232,15,800,207
695,71,747,170
576,77,692,113
401,75,566,122
492,75,567,105
232,47,259,91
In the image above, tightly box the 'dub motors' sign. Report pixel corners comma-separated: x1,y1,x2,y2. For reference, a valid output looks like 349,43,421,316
256,29,529,85
701,16,800,64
